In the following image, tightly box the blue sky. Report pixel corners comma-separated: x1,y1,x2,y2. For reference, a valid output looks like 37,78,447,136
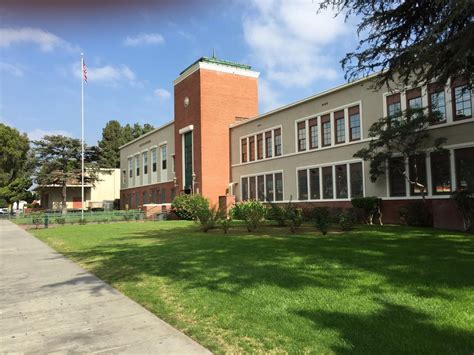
0,0,358,145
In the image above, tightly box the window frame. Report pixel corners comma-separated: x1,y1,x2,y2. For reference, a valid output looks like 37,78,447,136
452,80,472,121
348,105,361,141
334,110,345,144
321,114,331,147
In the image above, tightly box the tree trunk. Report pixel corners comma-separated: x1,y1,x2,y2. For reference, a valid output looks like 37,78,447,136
62,183,67,215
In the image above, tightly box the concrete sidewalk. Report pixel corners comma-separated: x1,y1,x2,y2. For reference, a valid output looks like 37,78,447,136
0,220,211,354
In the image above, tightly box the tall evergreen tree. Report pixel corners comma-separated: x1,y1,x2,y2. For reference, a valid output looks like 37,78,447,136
98,120,124,168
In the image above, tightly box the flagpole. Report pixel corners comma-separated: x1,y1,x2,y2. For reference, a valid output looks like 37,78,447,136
81,53,85,219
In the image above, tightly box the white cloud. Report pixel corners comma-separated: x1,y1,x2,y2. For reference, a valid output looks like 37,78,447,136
154,88,171,100
28,129,72,141
124,33,164,46
74,63,142,87
0,27,78,52
259,78,283,112
0,62,25,77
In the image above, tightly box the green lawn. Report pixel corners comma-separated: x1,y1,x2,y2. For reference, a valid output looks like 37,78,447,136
32,222,474,354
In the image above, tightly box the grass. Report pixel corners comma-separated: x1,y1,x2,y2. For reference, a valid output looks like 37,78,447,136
32,221,474,354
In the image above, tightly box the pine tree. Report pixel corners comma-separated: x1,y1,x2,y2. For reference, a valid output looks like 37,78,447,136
98,120,124,168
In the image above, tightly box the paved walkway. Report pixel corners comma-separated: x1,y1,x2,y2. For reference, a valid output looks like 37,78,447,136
0,220,211,354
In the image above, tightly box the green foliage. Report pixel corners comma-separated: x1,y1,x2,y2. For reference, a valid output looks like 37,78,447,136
172,194,210,221
123,213,132,222
266,201,303,233
313,207,330,235
451,189,473,231
352,197,382,225
220,215,232,234
286,204,303,233
339,210,355,231
399,201,432,227
32,215,42,229
231,200,266,232
55,217,66,225
79,218,88,225
195,205,224,232
266,203,287,226
318,1,473,89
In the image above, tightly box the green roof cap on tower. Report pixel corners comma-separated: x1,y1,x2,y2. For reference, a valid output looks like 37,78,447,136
179,56,252,75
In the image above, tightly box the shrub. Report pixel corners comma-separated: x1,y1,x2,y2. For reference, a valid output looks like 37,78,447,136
220,215,232,234
312,207,330,235
32,216,42,229
230,203,246,220
285,203,303,233
172,194,210,220
79,218,87,225
231,200,266,232
123,213,132,222
452,189,473,231
339,210,354,231
351,197,383,225
195,205,223,232
266,204,287,226
55,217,66,225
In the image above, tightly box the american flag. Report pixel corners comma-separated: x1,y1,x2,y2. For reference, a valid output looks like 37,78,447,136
82,60,87,83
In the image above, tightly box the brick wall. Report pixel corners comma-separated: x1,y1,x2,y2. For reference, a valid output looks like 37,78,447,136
120,181,176,209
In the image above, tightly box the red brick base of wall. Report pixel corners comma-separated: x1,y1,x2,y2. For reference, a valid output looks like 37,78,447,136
120,182,176,210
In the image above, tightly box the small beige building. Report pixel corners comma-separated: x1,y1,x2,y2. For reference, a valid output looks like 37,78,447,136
38,169,121,210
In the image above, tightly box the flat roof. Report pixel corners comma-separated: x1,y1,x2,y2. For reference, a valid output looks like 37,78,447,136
179,56,252,75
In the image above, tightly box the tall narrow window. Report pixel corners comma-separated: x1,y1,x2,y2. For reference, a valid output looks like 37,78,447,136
428,83,446,123
409,154,427,195
265,132,272,158
257,134,263,160
242,177,249,201
249,176,256,199
172,155,175,172
407,87,422,110
335,164,348,198
322,166,333,199
350,162,363,198
297,121,306,151
298,169,308,200
171,188,176,201
309,118,318,149
321,114,331,147
135,192,139,208
431,151,451,194
349,105,361,141
275,173,283,201
257,175,265,200
143,191,147,204
334,110,345,144
309,168,320,199
143,152,148,175
387,93,402,121
455,147,474,190
265,174,274,201
152,149,157,172
452,83,472,120
249,136,255,161
241,138,248,163
183,133,193,190
160,189,166,203
161,145,167,170
135,156,140,176
274,128,282,156
128,158,133,178
389,157,406,197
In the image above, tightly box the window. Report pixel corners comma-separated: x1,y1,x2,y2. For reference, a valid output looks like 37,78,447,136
298,169,308,200
257,175,265,200
309,118,318,149
335,164,348,198
143,152,148,175
134,192,139,207
171,188,176,201
257,134,263,160
334,110,345,144
322,167,333,199
241,138,248,163
265,132,272,158
152,149,157,172
428,83,446,122
389,157,406,197
297,121,306,151
160,189,166,203
249,176,256,199
249,137,255,161
152,189,157,204
406,87,422,113
128,158,133,178
348,106,361,141
274,128,282,156
161,145,167,170
265,174,274,201
172,155,175,173
143,191,147,204
453,84,472,120
455,147,474,190
122,170,126,184
309,168,320,199
135,156,140,176
321,114,331,147
128,194,132,208
431,151,451,194
350,162,363,198
387,93,402,121
409,154,427,195
242,177,249,201
275,173,283,201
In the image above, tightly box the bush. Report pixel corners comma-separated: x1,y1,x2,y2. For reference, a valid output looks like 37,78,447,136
195,205,223,232
79,218,87,225
452,189,473,231
285,203,303,233
230,203,246,220
266,204,287,226
351,197,382,225
32,216,42,229
172,194,210,220
231,200,266,232
123,213,132,222
55,217,66,225
220,215,232,234
313,207,330,235
339,210,354,231
401,201,432,227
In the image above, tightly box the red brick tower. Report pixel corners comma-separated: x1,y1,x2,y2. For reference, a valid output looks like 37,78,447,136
173,57,259,204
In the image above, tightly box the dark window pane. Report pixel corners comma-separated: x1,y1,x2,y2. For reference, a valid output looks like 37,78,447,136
298,169,308,200
455,147,474,190
257,175,265,200
453,85,472,119
350,162,363,198
431,151,451,194
265,132,272,158
297,122,306,151
241,138,248,163
322,166,333,199
249,176,256,199
257,134,263,159
409,154,427,195
309,168,320,199
389,157,406,197
249,137,255,161
265,174,274,201
274,129,282,156
335,164,348,198
242,177,249,201
275,173,283,201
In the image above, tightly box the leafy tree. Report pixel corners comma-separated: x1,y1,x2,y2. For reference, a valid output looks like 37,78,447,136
122,123,134,142
33,135,102,214
0,123,34,211
354,108,446,201
318,0,474,89
132,123,143,139
98,120,124,168
142,123,154,135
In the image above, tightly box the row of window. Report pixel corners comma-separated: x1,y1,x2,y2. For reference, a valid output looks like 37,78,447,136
241,128,282,163
386,81,472,123
127,145,170,179
388,147,474,197
241,172,284,202
297,105,361,152
297,162,363,201
125,187,176,208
